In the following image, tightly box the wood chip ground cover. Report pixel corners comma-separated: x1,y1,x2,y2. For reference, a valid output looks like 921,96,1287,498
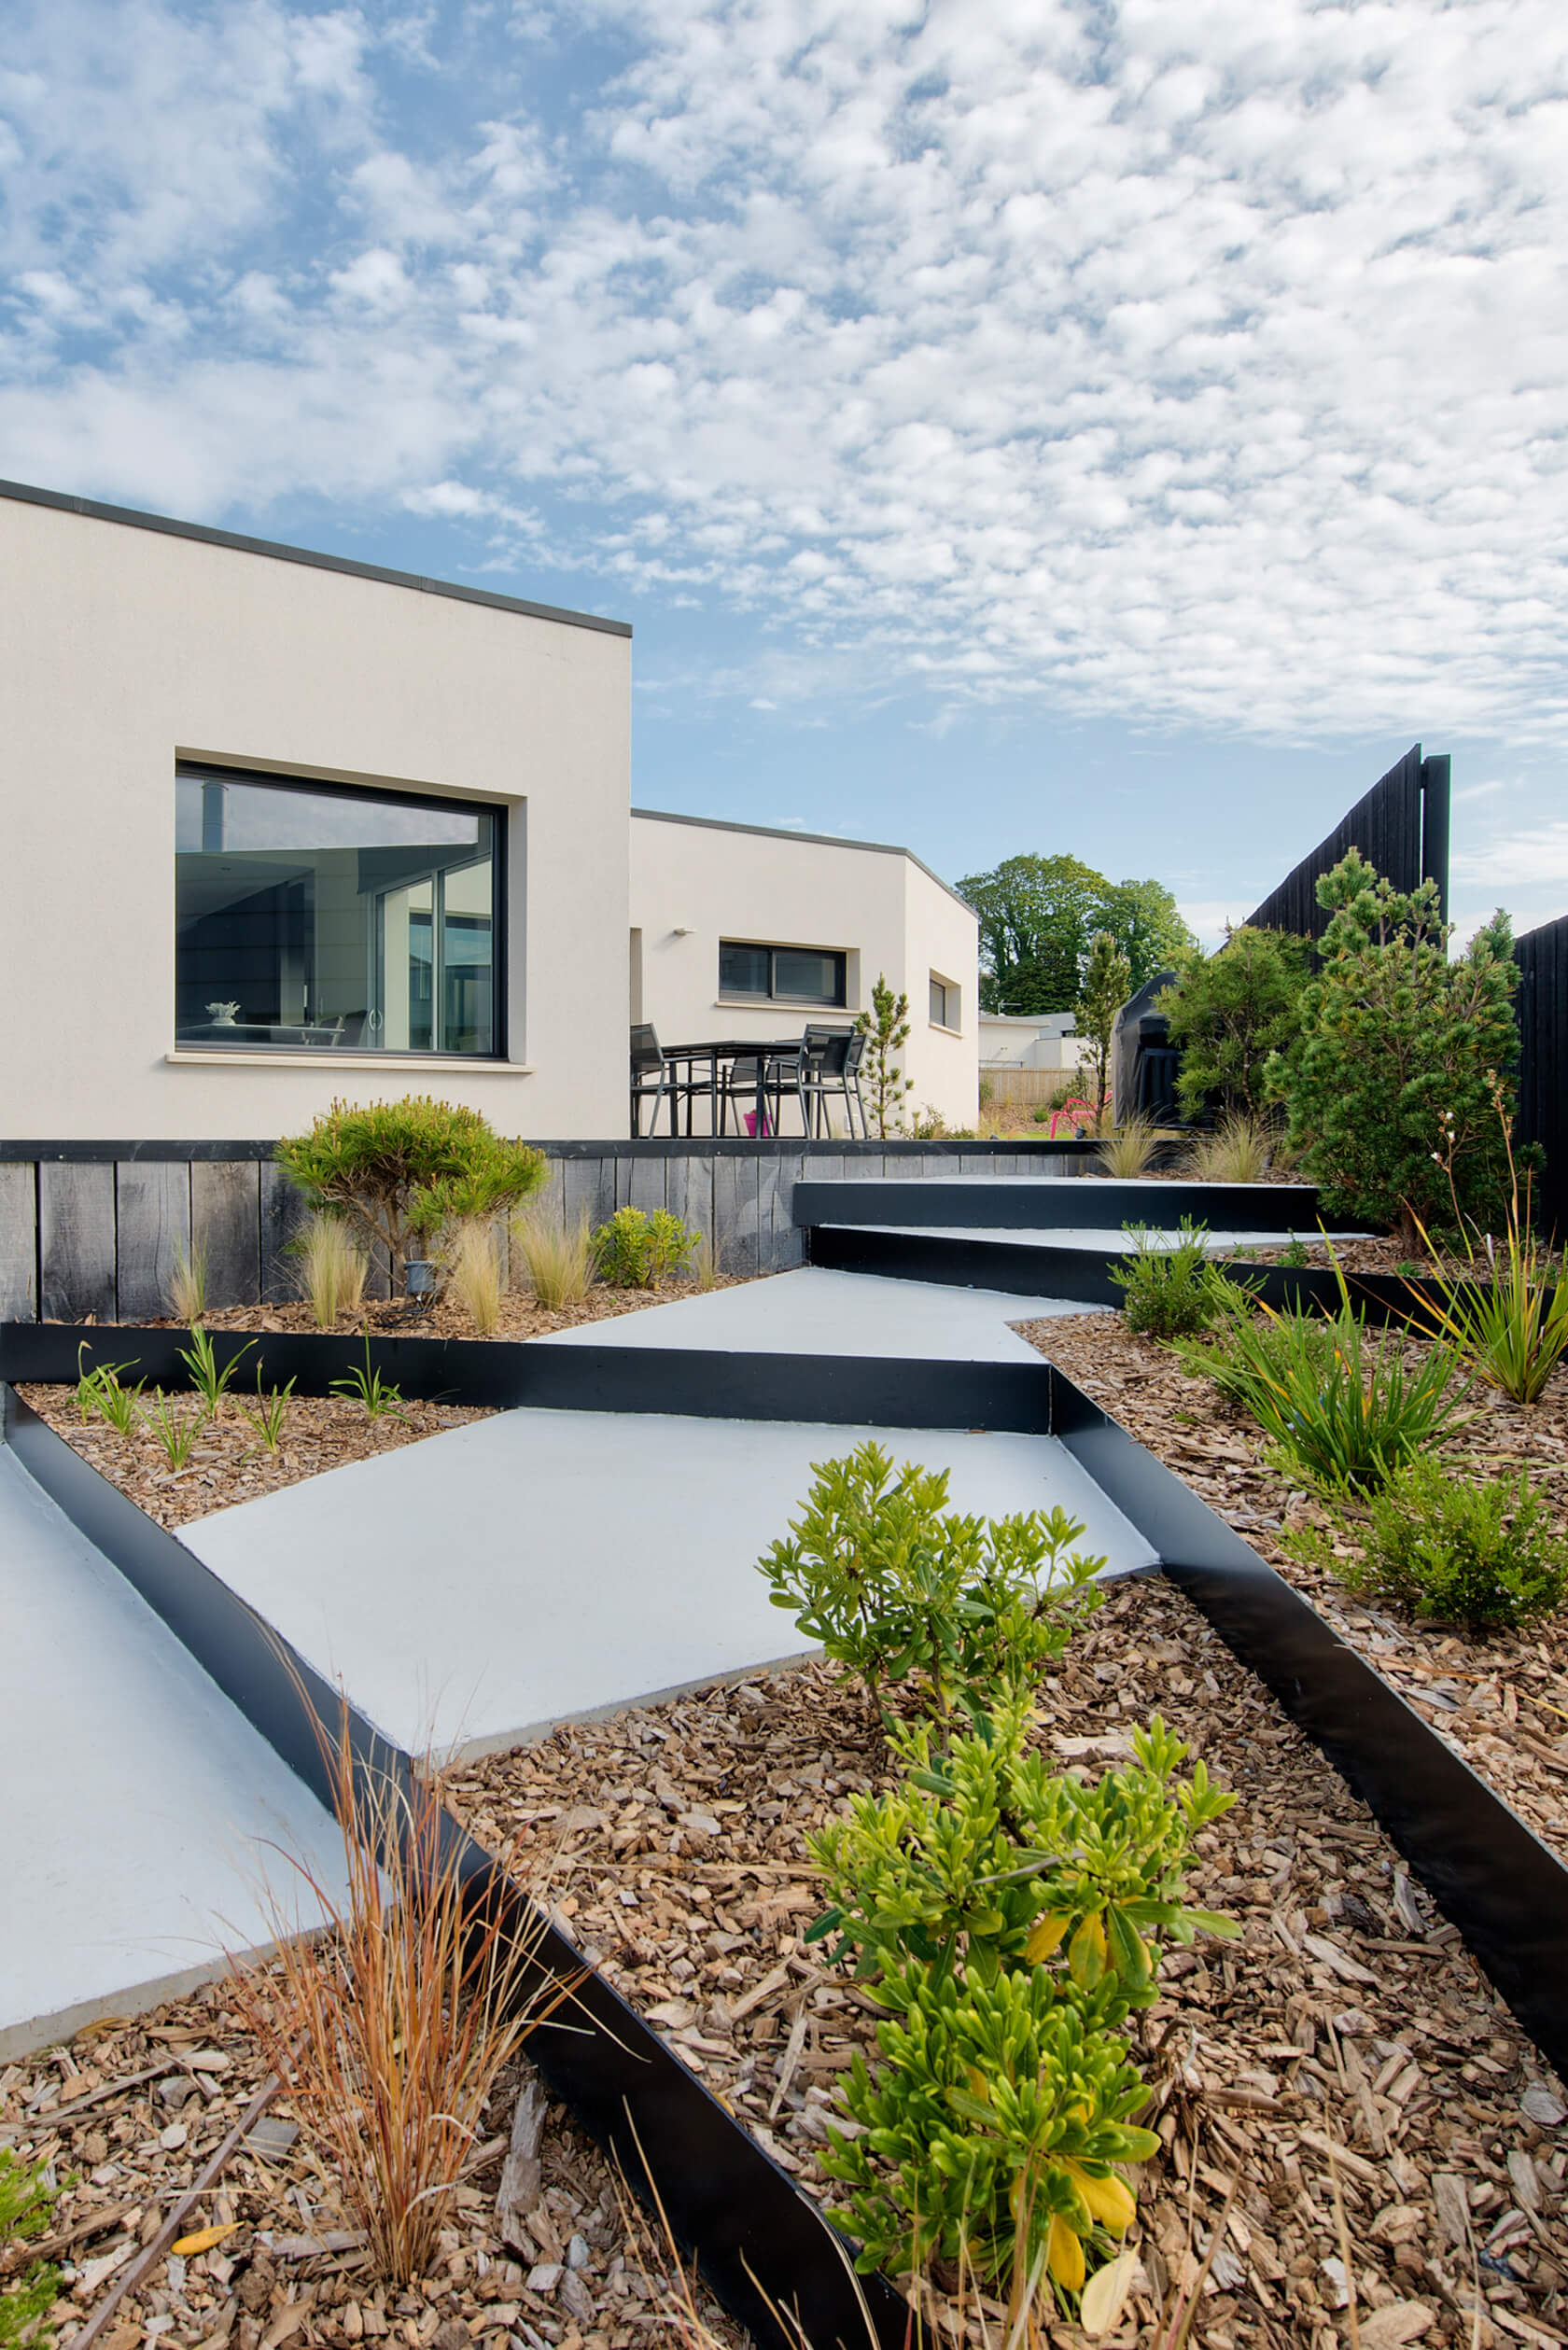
444,1580,1568,2349
1013,1314,1568,1872
11,1389,497,1532
115,1273,760,1347
2,1990,741,2350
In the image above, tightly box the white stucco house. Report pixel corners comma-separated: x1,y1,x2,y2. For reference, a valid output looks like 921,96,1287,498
0,479,978,1141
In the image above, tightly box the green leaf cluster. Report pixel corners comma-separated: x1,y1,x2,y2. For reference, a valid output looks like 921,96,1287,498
811,1694,1235,2291
274,1096,547,1285
1264,852,1521,1245
1157,926,1310,1117
1332,1455,1568,1633
1110,1221,1239,1341
956,856,1195,1016
758,1442,1103,1718
591,1206,698,1288
2,2149,63,2350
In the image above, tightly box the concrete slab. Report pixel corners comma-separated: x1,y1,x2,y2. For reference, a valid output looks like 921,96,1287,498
184,1407,1157,1762
0,1449,346,2059
820,1225,1365,1252
536,1266,1099,1362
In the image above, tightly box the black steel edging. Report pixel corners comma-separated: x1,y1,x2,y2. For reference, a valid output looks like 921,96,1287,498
0,1382,906,2350
1041,1362,1568,2080
808,1224,1128,1303
792,1178,1323,1233
0,1322,1060,1434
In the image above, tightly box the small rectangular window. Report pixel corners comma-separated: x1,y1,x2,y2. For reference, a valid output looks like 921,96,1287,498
930,974,960,1029
175,765,502,1056
720,941,847,1007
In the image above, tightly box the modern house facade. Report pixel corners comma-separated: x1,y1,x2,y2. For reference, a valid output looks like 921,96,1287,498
631,809,977,1131
0,478,978,1145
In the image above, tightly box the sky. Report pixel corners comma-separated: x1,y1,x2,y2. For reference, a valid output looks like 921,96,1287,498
3,0,1566,949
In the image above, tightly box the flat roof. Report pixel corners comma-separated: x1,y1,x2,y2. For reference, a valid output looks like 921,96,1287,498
0,476,632,639
631,804,975,917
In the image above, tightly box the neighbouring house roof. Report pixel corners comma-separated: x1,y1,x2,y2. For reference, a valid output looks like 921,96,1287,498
631,805,976,918
0,476,633,639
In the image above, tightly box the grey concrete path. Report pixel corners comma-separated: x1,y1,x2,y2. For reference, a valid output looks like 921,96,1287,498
185,1406,1156,1763
818,1224,1364,1252
537,1265,1094,1361
0,1449,346,2059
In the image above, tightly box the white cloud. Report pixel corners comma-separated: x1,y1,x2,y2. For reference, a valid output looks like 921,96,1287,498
2,0,1568,757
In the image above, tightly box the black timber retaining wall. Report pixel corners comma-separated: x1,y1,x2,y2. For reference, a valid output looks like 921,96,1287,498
0,1138,1101,1323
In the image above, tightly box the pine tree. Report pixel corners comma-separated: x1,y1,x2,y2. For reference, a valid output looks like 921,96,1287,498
856,975,913,1138
1077,931,1131,1128
1266,851,1520,1246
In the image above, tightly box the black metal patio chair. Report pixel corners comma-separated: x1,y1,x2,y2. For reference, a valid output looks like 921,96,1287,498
630,1023,676,1135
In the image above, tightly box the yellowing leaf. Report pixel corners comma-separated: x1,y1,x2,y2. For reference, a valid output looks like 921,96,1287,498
1069,1909,1108,1990
171,2223,242,2258
1064,2159,1137,2233
1046,2212,1086,2293
1080,2248,1139,2337
1025,1912,1071,1964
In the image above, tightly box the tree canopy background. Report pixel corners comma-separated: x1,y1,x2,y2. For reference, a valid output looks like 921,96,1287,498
955,854,1196,1014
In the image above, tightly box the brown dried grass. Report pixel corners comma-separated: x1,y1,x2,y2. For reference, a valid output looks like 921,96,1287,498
227,1703,571,2284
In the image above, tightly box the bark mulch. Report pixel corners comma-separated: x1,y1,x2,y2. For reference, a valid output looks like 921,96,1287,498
445,1579,1568,2350
1013,1313,1568,1875
1,1990,740,2350
100,1272,761,1347
12,1390,496,1532
1220,1238,1567,1281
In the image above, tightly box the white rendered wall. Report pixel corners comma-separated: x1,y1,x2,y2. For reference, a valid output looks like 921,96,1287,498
630,812,979,1131
0,493,631,1140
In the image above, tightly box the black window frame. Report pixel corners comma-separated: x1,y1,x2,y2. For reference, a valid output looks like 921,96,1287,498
718,939,848,1010
174,761,508,1060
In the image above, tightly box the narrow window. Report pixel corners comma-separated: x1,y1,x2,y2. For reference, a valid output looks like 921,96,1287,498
930,973,960,1029
719,941,847,1008
175,766,501,1056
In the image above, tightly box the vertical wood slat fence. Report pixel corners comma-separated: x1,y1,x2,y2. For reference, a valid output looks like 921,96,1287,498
0,1140,1091,1323
1514,912,1568,1239
1243,742,1450,941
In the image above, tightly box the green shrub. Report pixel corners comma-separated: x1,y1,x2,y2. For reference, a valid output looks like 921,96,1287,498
1158,926,1310,1118
759,1441,1103,1718
591,1206,698,1288
811,1693,1234,2297
1265,851,1520,1246
275,1098,547,1287
1,2150,62,2350
1177,1266,1469,1495
1340,1457,1568,1632
1111,1221,1235,1340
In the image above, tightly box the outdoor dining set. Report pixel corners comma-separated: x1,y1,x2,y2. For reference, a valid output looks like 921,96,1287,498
629,1024,871,1137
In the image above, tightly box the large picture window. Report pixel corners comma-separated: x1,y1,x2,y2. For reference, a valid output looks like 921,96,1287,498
719,940,847,1008
175,767,500,1056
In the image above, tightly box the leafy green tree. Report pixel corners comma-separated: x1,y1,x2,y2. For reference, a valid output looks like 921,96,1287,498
1265,852,1521,1247
956,856,1193,1014
855,974,913,1137
1158,925,1310,1117
1077,930,1131,1120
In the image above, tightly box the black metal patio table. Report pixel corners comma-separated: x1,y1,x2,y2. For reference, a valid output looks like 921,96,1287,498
656,1037,804,1136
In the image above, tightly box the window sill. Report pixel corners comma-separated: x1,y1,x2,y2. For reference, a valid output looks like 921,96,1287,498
929,1022,964,1038
713,999,853,1015
166,1049,533,1074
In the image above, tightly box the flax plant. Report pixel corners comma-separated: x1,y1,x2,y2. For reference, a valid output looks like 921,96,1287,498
229,1704,575,2285
1407,1086,1568,1405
